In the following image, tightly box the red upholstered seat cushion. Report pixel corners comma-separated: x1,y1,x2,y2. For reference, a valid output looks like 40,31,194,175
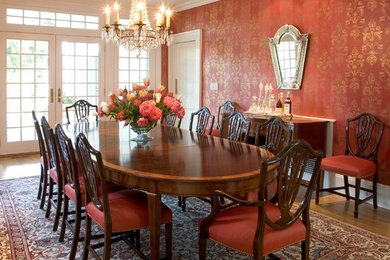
321,155,377,178
202,202,306,255
49,168,58,183
211,129,220,137
86,190,172,233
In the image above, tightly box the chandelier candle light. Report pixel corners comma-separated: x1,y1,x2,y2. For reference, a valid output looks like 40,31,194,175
102,0,173,53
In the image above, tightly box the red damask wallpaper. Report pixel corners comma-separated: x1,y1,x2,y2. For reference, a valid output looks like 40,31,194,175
171,0,390,185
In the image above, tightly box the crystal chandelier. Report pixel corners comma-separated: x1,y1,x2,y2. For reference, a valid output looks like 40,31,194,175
102,0,173,52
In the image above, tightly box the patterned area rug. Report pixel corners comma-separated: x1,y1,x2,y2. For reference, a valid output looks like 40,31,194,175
0,177,389,259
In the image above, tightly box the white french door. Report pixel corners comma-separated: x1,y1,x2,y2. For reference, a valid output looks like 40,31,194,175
0,32,55,154
56,36,103,124
0,33,102,155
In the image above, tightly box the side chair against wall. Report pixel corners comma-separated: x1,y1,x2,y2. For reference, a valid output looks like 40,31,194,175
189,106,215,135
161,113,182,128
32,111,49,209
212,101,236,136
41,116,63,232
65,99,98,124
199,140,323,260
316,113,384,218
76,133,173,260
219,111,251,143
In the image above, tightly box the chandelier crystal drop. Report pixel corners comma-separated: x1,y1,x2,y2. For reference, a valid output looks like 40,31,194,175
102,0,173,53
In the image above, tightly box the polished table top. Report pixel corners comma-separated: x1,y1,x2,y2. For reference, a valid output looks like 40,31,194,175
64,120,274,195
63,120,274,259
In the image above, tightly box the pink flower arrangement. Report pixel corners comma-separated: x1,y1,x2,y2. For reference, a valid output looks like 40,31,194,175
98,78,185,130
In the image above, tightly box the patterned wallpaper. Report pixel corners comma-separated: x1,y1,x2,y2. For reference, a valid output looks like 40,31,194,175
171,0,390,185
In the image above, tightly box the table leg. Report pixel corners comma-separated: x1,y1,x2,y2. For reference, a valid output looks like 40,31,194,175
148,193,161,260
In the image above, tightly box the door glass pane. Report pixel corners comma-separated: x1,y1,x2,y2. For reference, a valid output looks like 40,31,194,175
118,46,150,89
6,39,49,142
61,41,99,124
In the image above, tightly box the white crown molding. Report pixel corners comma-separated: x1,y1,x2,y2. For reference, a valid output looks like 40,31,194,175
174,0,220,12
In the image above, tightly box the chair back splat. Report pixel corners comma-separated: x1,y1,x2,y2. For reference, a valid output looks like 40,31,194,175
162,113,182,128
220,111,251,143
255,116,293,155
216,101,236,130
65,99,98,124
189,107,215,135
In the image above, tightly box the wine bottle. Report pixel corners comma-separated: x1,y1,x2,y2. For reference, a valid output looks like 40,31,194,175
284,91,292,116
275,93,283,116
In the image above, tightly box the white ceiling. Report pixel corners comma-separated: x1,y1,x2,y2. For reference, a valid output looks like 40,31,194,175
146,0,219,11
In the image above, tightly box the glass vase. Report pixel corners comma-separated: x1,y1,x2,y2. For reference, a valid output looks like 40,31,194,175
130,122,157,143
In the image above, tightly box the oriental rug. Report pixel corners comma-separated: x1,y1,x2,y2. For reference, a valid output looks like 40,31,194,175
0,177,389,259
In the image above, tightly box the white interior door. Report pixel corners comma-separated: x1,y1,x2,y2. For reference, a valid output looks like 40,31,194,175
56,37,103,124
169,29,202,130
0,32,55,155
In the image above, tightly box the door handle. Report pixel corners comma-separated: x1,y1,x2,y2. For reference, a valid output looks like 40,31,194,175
58,88,62,103
175,78,178,94
50,88,54,103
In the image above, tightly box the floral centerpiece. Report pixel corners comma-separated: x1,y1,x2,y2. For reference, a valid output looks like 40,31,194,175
98,78,185,141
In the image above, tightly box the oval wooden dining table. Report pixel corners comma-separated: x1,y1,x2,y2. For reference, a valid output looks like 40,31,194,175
63,120,274,260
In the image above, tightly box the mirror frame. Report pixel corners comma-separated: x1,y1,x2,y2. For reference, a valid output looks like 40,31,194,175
269,24,309,90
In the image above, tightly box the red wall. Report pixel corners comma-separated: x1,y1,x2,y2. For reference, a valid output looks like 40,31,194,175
172,0,390,185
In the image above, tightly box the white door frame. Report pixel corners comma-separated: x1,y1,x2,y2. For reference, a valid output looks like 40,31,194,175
168,29,202,110
0,32,55,155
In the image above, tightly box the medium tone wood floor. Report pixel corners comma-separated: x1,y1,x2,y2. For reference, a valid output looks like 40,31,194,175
1,153,389,238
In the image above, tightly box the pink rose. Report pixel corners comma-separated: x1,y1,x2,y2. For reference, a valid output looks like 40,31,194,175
137,117,149,127
168,92,174,97
108,102,116,110
98,107,103,117
148,107,162,121
171,100,182,114
139,101,154,117
177,108,185,119
116,110,125,121
109,92,116,101
163,96,175,108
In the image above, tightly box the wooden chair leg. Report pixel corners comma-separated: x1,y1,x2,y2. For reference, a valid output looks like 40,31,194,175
302,238,309,260
178,196,182,207
40,170,48,210
135,229,141,250
343,176,350,200
45,178,54,218
315,170,322,204
354,178,361,218
199,234,207,260
103,231,112,260
69,202,82,260
82,215,92,260
373,173,378,209
52,184,63,231
181,197,186,211
165,223,172,260
37,165,44,200
59,196,69,242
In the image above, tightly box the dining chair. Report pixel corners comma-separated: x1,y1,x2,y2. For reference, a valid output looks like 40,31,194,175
250,116,293,201
219,111,251,143
54,124,84,259
41,116,63,232
189,107,215,135
65,99,98,124
32,111,49,210
255,116,293,154
161,113,182,128
316,113,384,218
199,140,323,259
212,101,236,136
76,133,173,260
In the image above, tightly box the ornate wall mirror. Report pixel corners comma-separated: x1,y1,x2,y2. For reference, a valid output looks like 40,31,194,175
269,25,309,90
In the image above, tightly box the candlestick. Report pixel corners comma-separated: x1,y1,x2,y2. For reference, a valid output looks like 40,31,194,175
105,5,110,26
166,8,171,27
156,12,162,27
137,2,143,23
114,2,119,24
